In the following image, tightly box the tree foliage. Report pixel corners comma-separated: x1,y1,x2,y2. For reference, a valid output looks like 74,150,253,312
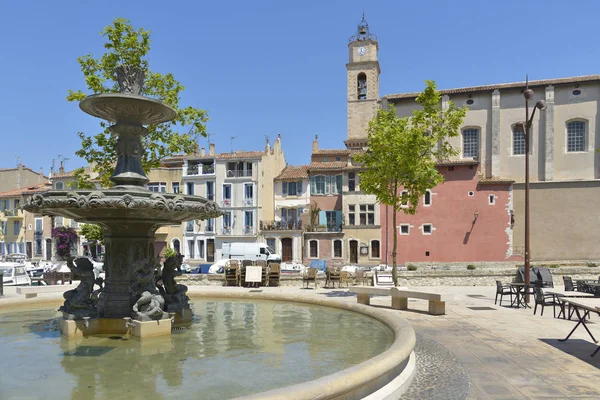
67,18,208,188
355,81,466,284
69,167,97,189
79,223,104,244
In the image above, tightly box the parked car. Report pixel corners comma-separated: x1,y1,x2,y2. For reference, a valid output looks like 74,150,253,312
180,263,193,273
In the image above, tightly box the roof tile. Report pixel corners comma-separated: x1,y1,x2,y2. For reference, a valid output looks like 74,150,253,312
307,161,348,170
275,165,309,180
0,183,52,198
216,151,265,160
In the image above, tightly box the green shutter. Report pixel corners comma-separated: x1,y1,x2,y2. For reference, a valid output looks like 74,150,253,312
282,181,287,196
297,180,302,195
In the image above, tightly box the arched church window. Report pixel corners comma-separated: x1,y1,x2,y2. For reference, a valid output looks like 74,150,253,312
357,73,367,100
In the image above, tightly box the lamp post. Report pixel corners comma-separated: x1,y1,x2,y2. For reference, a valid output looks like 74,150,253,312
515,77,547,303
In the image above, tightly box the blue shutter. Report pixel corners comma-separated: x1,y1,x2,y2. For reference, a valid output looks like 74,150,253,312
318,211,327,225
325,176,331,194
336,211,342,230
336,175,342,194
282,181,287,197
281,208,287,224
297,181,302,195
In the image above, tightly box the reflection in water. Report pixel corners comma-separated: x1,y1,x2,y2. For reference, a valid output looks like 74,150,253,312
0,299,394,400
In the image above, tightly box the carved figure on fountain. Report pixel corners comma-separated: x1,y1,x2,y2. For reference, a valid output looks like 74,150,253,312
157,254,190,313
132,291,166,321
60,257,100,319
130,258,167,321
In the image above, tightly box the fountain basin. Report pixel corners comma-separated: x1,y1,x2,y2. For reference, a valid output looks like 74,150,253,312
0,290,416,399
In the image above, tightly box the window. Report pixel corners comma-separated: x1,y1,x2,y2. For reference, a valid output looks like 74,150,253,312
567,121,586,152
0,200,8,210
462,128,479,158
172,182,180,194
400,224,410,235
371,240,380,258
310,175,342,195
222,184,232,203
55,181,64,190
205,218,214,232
325,211,337,230
244,183,254,205
244,211,254,232
13,221,20,235
333,239,342,258
206,181,214,201
424,190,432,206
513,126,526,155
489,194,496,205
282,180,303,197
309,240,318,258
186,182,195,195
266,238,276,252
348,172,356,192
348,205,355,225
186,221,194,232
35,218,43,233
357,72,367,100
401,191,409,208
422,224,433,235
358,204,376,225
14,199,20,209
148,182,166,193
222,212,232,231
55,216,64,227
187,240,195,259
198,240,205,259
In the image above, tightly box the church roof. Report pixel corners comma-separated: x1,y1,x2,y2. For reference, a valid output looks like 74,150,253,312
384,74,600,101
275,165,309,180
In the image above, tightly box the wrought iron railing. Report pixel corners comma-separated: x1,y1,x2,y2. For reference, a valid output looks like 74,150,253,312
226,169,252,178
260,220,303,231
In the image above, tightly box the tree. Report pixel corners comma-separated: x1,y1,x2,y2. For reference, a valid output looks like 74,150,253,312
355,81,466,285
69,167,97,189
67,18,208,188
79,223,104,244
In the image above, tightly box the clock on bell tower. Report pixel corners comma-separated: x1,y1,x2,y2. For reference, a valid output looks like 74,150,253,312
346,14,380,144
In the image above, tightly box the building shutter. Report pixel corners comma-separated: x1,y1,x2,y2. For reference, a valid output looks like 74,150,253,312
310,176,316,195
282,181,287,197
297,181,302,195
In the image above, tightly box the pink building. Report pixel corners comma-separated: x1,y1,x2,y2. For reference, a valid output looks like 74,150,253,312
382,161,521,264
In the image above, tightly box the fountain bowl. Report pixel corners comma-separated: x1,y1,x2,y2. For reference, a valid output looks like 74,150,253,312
80,93,177,125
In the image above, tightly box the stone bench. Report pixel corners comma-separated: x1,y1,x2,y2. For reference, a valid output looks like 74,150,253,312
348,286,453,315
16,284,75,299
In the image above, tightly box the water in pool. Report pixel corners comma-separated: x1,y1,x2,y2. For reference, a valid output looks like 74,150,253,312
0,299,394,399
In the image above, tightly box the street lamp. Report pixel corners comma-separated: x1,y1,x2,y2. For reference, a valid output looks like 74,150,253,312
515,77,547,303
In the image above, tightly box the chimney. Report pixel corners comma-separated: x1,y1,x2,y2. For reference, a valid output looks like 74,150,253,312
59,161,65,174
209,143,215,156
265,136,271,154
193,142,200,155
274,134,281,154
312,135,319,153
39,168,43,183
200,147,206,156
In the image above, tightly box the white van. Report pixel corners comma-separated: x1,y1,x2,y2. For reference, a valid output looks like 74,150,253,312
0,264,31,286
221,242,281,263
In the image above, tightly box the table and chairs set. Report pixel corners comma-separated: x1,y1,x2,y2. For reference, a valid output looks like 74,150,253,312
224,259,280,287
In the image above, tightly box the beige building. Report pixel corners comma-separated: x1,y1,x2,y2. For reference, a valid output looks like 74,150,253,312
182,136,286,264
0,165,47,193
264,165,310,263
0,183,52,260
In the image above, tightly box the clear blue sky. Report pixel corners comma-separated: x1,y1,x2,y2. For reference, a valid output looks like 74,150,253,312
0,0,597,174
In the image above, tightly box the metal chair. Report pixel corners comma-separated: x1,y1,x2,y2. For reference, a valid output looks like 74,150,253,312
533,286,559,317
495,280,513,306
563,276,576,291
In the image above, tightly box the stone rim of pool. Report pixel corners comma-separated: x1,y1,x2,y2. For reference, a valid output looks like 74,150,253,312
0,289,416,400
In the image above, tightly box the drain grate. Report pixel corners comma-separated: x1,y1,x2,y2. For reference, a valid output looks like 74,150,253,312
467,306,496,311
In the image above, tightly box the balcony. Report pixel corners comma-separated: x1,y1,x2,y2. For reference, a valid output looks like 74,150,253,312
242,198,254,206
226,169,252,178
243,227,255,235
305,224,343,233
221,227,232,235
2,209,22,218
185,221,195,232
222,199,231,207
260,220,303,231
185,163,215,176
205,224,214,233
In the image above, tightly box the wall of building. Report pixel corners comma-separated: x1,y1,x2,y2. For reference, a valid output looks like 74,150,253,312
0,167,46,193
512,180,600,261
382,165,514,264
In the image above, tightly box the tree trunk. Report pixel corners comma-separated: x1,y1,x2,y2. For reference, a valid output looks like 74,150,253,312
392,180,398,286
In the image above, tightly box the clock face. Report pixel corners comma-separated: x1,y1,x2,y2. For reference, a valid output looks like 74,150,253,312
357,46,366,56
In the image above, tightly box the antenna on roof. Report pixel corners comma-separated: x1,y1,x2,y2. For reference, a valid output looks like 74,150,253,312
15,156,20,167
206,132,214,145
230,136,237,153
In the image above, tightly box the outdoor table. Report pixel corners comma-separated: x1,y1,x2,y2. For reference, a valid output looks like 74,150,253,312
546,290,595,319
510,283,530,308
559,298,600,356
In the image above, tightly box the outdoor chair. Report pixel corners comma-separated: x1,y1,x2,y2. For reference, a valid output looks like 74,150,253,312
302,267,318,289
563,276,576,291
495,280,513,306
339,271,352,288
533,286,560,317
224,261,239,286
355,269,369,286
326,267,341,288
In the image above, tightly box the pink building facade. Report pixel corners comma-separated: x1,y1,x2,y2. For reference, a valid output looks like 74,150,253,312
382,162,521,264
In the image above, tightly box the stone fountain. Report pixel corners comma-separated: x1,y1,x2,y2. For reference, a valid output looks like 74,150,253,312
23,65,221,339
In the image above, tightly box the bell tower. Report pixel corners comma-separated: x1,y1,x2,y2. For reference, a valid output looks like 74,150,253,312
346,14,380,147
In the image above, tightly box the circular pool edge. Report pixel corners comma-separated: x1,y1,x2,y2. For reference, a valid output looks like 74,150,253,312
0,289,417,400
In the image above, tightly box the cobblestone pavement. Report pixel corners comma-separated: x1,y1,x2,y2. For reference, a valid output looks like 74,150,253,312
4,285,600,399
